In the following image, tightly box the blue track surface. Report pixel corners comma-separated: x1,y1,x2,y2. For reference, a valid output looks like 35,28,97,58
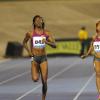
0,57,97,100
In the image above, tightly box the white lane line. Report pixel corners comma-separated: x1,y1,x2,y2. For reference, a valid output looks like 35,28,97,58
0,59,11,64
0,71,30,85
16,59,81,100
0,60,29,71
73,73,95,100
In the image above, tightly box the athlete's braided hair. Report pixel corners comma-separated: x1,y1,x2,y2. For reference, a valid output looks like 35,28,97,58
33,15,45,29
96,20,100,33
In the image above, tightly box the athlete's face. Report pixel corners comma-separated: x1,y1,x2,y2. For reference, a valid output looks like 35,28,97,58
34,17,43,28
97,23,100,35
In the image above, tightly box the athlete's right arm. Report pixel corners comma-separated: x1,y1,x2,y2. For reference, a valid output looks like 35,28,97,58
81,41,93,59
85,41,93,55
81,35,95,59
23,32,32,57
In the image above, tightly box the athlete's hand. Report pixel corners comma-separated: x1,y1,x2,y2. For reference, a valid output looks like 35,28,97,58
81,54,87,59
42,37,46,43
31,56,34,62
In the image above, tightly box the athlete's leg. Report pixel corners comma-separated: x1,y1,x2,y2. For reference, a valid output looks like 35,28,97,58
94,61,100,95
40,61,48,100
31,61,40,82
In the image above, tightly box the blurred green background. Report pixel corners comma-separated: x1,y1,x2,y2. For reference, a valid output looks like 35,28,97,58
0,0,100,58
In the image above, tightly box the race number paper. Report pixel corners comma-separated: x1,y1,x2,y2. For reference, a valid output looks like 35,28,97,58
93,42,100,52
33,37,46,48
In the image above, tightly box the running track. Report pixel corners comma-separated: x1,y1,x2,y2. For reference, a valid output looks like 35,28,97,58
0,57,97,100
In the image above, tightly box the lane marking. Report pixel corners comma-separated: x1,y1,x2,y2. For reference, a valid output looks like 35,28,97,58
0,59,11,64
0,71,30,85
73,73,95,100
0,60,29,71
16,59,81,100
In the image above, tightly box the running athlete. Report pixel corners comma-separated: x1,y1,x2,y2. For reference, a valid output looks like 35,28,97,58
23,15,56,100
81,21,100,100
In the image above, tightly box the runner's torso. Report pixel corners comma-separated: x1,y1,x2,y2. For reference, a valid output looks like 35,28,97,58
30,31,49,56
93,35,100,58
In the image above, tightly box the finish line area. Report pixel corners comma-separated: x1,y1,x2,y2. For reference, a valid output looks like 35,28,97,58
0,56,97,100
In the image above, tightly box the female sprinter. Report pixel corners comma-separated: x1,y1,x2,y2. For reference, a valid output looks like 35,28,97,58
81,21,100,100
23,15,56,100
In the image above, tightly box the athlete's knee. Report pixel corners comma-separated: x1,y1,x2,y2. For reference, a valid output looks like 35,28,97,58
32,76,39,82
42,82,47,95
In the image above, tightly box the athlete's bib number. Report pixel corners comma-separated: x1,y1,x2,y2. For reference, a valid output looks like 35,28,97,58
33,37,46,48
93,42,100,52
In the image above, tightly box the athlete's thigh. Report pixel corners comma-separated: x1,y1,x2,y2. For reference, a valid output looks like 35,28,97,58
94,61,100,73
40,61,48,81
31,61,40,80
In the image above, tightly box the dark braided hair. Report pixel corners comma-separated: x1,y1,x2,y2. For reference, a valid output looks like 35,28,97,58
96,20,100,33
33,15,45,29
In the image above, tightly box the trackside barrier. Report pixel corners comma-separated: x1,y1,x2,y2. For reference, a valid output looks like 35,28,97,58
5,38,91,57
5,42,23,57
46,38,92,56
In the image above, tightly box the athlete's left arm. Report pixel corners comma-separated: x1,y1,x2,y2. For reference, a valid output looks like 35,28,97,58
45,32,56,48
86,41,94,56
81,39,93,59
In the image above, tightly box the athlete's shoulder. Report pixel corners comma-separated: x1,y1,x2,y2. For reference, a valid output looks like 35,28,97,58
45,30,52,36
26,31,33,37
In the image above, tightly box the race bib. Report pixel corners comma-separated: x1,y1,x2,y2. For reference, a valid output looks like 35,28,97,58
93,41,100,52
32,36,46,48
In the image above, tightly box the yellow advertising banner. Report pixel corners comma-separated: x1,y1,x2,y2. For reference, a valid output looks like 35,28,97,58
46,41,81,55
